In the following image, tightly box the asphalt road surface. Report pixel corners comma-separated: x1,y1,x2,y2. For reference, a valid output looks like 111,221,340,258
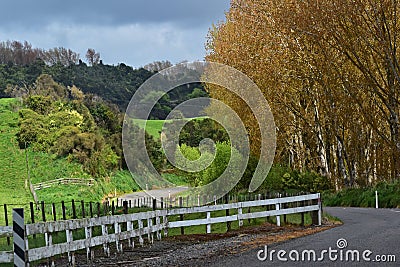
209,207,400,266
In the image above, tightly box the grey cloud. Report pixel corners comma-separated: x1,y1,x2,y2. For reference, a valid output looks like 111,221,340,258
0,0,229,66
0,0,229,29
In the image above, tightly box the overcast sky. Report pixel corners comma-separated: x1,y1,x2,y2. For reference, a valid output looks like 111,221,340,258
0,0,230,68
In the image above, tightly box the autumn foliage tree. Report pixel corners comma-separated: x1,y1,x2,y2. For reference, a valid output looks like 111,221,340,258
206,0,400,188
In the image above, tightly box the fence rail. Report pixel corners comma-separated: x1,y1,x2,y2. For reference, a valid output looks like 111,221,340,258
0,193,321,266
32,178,95,190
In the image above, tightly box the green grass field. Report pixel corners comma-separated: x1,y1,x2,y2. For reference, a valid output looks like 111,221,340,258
0,98,93,202
0,98,33,207
132,119,166,139
132,117,207,139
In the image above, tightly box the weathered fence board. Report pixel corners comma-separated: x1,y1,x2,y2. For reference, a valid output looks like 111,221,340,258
26,210,165,235
0,251,13,263
0,226,12,238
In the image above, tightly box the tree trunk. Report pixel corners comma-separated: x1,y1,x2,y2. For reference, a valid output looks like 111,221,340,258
313,100,330,178
336,136,348,188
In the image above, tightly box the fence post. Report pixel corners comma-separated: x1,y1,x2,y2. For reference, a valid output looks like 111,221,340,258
300,200,305,226
318,193,322,226
114,222,122,252
13,208,26,267
127,219,134,248
152,198,157,211
29,202,35,224
81,200,85,218
283,201,287,225
123,201,129,214
101,224,110,257
311,195,320,225
169,191,172,208
225,195,231,232
147,217,153,244
62,201,66,220
72,199,76,219
85,225,93,262
41,201,46,222
65,227,75,265
156,214,162,240
30,202,36,239
163,213,168,237
275,202,281,227
238,206,243,227
179,197,184,235
4,204,10,245
97,202,101,217
103,201,108,216
52,203,57,221
138,219,144,246
206,212,211,234
89,202,93,218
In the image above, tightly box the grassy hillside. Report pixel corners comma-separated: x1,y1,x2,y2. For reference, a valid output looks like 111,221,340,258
0,98,32,206
133,119,166,139
0,98,92,196
133,117,208,139
0,99,141,224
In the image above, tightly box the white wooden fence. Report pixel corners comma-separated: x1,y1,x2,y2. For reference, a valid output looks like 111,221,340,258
32,178,95,190
0,193,321,266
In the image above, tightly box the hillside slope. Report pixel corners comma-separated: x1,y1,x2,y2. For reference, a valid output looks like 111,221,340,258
0,98,141,213
0,98,97,206
0,98,32,205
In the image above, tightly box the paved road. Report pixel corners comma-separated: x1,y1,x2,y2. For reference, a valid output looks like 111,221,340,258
210,207,400,266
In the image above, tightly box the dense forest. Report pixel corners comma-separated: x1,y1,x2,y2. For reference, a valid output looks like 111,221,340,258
0,40,207,119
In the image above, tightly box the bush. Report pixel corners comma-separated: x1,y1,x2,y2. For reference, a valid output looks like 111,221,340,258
176,142,243,188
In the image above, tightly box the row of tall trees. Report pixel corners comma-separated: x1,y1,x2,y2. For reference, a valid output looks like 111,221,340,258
206,0,400,189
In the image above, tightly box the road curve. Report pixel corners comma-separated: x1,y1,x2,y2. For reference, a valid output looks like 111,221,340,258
209,207,400,266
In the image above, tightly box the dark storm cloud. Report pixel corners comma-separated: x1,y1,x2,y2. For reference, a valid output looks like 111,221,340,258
0,0,230,67
0,0,229,28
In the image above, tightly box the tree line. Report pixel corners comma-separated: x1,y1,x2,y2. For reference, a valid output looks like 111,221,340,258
0,40,100,67
0,40,207,118
206,0,400,189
